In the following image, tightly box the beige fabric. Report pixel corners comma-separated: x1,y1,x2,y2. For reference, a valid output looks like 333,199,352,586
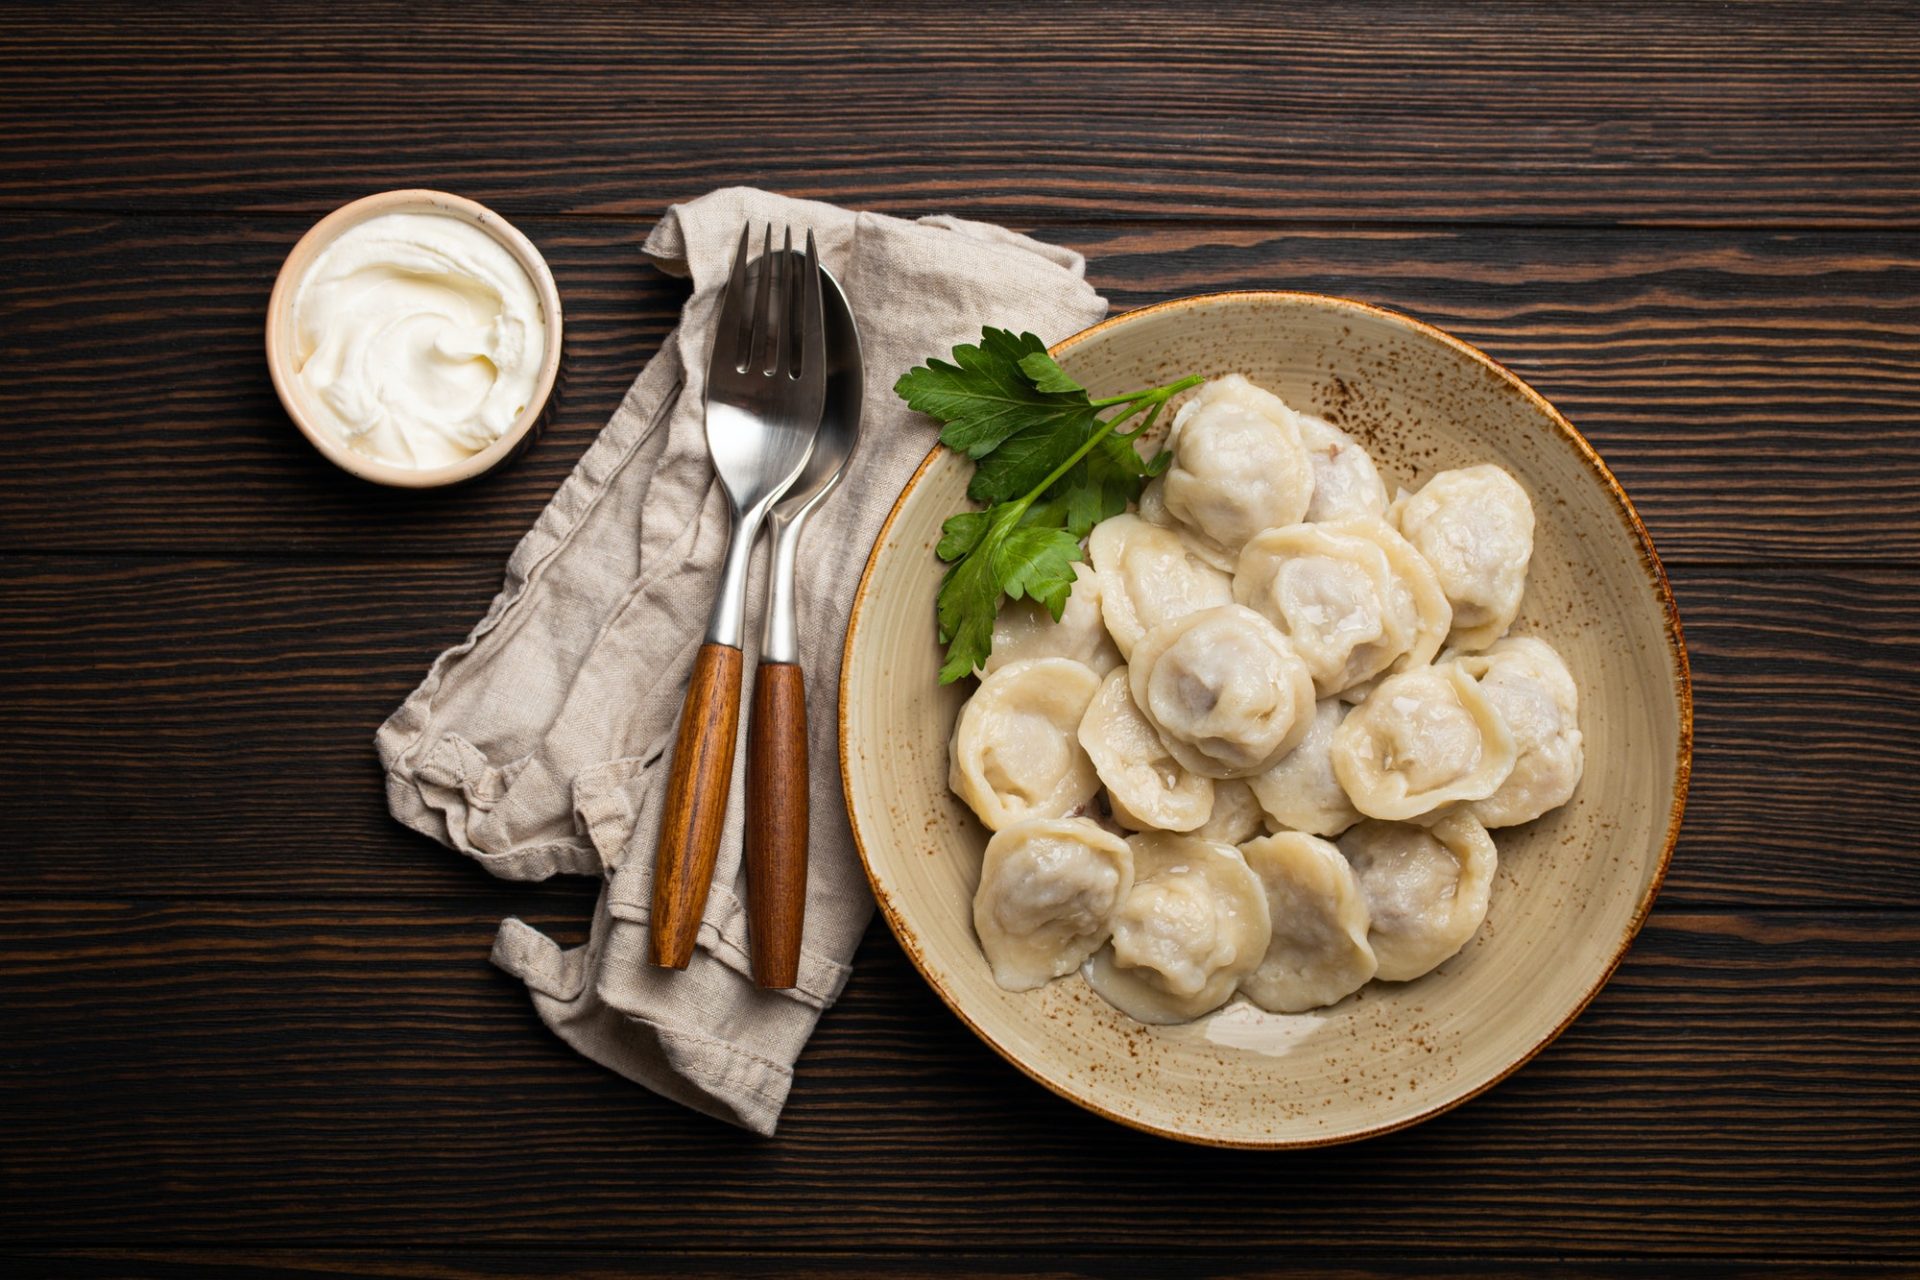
376,187,1107,1135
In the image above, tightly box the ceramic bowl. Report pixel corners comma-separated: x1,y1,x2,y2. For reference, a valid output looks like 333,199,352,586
839,291,1691,1147
265,189,563,488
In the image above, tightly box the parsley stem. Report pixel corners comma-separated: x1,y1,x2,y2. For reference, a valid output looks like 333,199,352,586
1012,405,1138,512
1087,373,1203,409
1009,374,1204,515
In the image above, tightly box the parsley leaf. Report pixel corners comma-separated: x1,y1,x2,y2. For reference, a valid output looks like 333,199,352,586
965,409,1099,504
934,507,1084,683
935,509,992,561
894,328,1092,460
898,327,1202,683
1016,349,1086,395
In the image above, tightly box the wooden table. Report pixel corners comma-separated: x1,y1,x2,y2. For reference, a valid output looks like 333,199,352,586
4,4,1916,1275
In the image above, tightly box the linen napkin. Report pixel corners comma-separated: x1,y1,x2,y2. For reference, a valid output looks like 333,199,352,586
376,187,1107,1135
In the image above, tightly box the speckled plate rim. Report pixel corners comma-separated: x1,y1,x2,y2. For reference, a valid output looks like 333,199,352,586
839,289,1694,1148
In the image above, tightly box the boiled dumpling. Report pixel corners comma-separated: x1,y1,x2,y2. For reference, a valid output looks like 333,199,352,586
1392,464,1535,651
973,817,1134,991
1339,813,1497,981
1238,832,1377,1011
1331,662,1517,822
1247,698,1361,837
1134,471,1173,528
1234,523,1409,697
949,657,1102,830
1087,513,1232,660
984,573,1122,677
1298,412,1388,523
1156,374,1314,568
1078,666,1213,833
1083,832,1271,1023
1454,636,1583,827
1194,779,1265,844
1129,604,1317,779
1325,516,1452,692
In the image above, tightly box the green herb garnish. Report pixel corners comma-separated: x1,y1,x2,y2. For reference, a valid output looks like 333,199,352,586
895,328,1202,683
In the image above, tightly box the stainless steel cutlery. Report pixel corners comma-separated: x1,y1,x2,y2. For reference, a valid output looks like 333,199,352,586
651,224,830,972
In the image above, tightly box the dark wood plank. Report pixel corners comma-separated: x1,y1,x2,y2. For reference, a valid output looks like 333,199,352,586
8,1251,1913,1279
3,556,1910,908
5,214,1917,560
1,2,1918,228
1,900,1914,1258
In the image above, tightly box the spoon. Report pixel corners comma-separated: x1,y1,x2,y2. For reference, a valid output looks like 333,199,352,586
744,255,864,988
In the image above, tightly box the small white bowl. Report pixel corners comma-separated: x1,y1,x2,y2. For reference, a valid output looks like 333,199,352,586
265,189,563,489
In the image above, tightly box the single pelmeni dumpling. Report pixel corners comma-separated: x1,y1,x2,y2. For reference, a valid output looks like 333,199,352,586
1326,517,1453,691
1238,832,1378,1011
949,657,1102,831
984,572,1122,677
1078,667,1214,834
1129,605,1317,779
1247,698,1362,837
1156,375,1314,567
1331,662,1517,822
1454,636,1584,827
973,817,1134,991
1083,833,1271,1023
1297,411,1388,523
1087,513,1232,660
1134,471,1174,529
1339,813,1497,981
1392,464,1536,650
1194,779,1265,844
1235,523,1409,697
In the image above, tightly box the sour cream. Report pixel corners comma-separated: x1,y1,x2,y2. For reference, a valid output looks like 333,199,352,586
290,211,546,470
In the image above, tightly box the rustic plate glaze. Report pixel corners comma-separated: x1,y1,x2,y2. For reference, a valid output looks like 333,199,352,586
840,291,1691,1147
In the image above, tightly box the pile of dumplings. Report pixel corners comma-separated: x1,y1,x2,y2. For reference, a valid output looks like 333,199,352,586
948,374,1585,1025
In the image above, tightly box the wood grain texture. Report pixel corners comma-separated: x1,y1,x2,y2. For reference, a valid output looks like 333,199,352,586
651,641,745,968
3,557,1909,908
2,2,1917,1270
747,661,809,989
0,899,1914,1258
8,1254,1915,1280
3,214,1916,560
1,1,1918,228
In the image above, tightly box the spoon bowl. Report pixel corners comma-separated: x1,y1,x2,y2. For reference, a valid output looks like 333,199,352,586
764,259,865,658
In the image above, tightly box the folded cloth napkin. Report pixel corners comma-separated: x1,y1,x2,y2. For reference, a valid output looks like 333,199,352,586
376,187,1107,1135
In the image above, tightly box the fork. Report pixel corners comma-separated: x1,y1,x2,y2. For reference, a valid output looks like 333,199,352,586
650,224,827,970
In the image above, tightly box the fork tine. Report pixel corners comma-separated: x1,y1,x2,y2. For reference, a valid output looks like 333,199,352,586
712,222,754,375
776,226,799,377
750,224,778,375
800,228,825,383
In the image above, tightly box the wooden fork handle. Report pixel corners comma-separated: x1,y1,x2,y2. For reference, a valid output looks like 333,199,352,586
745,661,809,989
650,642,745,969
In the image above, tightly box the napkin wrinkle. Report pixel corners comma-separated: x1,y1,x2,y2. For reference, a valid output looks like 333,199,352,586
491,902,793,1137
377,186,1105,1134
571,754,662,876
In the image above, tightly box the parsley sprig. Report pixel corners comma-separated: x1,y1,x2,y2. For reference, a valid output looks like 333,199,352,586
895,328,1201,683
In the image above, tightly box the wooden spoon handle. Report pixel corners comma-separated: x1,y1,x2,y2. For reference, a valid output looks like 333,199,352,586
650,642,745,969
745,660,809,989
